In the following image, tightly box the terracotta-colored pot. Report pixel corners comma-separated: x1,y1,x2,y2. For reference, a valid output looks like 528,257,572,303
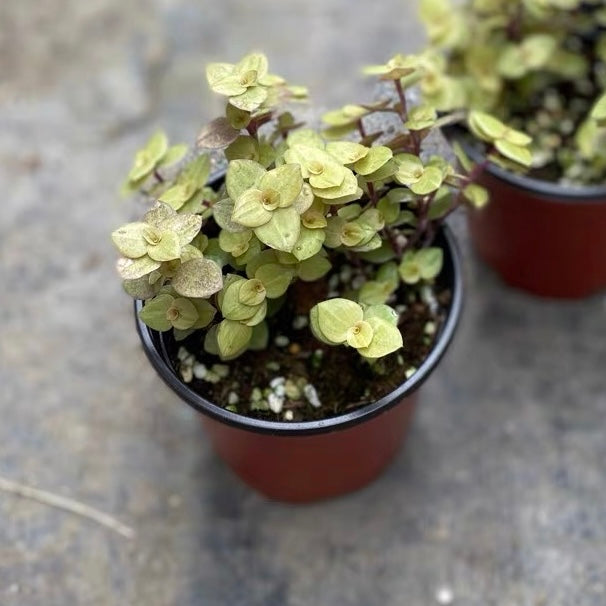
459,133,606,298
134,227,463,503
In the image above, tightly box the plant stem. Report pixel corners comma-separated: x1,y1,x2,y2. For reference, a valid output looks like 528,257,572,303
394,79,408,121
357,118,367,139
153,169,164,183
394,79,420,154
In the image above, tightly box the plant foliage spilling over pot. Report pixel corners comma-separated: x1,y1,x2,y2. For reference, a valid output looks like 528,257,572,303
112,52,528,422
419,0,606,186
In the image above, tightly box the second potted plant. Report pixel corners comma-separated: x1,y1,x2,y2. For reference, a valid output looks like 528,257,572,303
420,0,606,298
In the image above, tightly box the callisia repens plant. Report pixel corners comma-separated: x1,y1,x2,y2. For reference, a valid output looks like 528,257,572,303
419,0,606,185
112,52,530,364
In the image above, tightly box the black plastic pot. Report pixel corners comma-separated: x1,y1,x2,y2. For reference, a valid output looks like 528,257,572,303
135,226,463,502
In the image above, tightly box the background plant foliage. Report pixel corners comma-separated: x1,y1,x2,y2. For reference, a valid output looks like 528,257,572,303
419,0,606,185
113,52,528,363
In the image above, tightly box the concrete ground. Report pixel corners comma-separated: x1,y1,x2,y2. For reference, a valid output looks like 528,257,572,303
1,1,605,604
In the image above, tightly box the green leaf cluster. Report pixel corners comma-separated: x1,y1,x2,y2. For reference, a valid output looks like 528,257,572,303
419,0,606,184
122,131,187,196
310,299,402,359
114,51,485,366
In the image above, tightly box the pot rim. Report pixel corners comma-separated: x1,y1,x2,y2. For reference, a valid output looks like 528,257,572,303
134,225,463,436
450,125,606,202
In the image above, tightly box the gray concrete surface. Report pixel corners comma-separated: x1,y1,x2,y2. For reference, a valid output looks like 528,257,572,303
1,1,605,604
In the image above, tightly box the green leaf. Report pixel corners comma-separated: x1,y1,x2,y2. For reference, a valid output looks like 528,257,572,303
245,249,279,278
157,144,188,168
404,105,437,131
225,135,259,162
463,183,489,208
221,281,260,321
259,164,303,207
248,321,269,351
357,317,403,359
218,229,252,254
377,196,400,225
326,142,369,164
196,117,240,149
394,153,424,185
416,247,443,280
255,263,295,298
468,111,508,143
217,319,252,359
292,226,325,261
346,320,374,348
494,139,533,167
144,201,176,229
160,214,203,246
340,221,366,247
363,159,397,183
427,189,453,219
192,299,216,328
147,230,181,262
452,141,474,172
128,131,168,181
364,304,398,326
297,254,331,281
226,104,251,129
123,275,162,300
232,189,272,228
116,255,161,280
206,62,236,88
315,298,363,343
591,93,606,126
235,52,269,80
213,198,250,233
353,146,393,175
225,159,266,200
241,299,267,326
398,251,421,284
309,305,332,344
292,183,315,215
203,238,232,268
111,222,148,259
409,166,444,195
203,325,220,355
169,298,199,330
313,169,360,201
358,281,393,305
229,86,268,111
254,207,301,252
158,183,197,210
322,104,367,127
239,279,266,305
287,128,325,149
139,294,174,331
172,258,223,298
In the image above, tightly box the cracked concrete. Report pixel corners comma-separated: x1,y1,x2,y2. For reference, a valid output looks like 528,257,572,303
1,1,605,604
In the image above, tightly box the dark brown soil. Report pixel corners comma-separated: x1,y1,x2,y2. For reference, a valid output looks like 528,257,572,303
164,274,451,422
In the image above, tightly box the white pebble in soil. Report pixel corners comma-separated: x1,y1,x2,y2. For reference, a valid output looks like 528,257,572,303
292,315,309,330
268,392,284,414
274,335,290,347
193,363,207,379
303,384,322,408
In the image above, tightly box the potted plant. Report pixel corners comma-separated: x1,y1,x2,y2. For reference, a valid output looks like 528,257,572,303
112,52,522,502
419,0,606,298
